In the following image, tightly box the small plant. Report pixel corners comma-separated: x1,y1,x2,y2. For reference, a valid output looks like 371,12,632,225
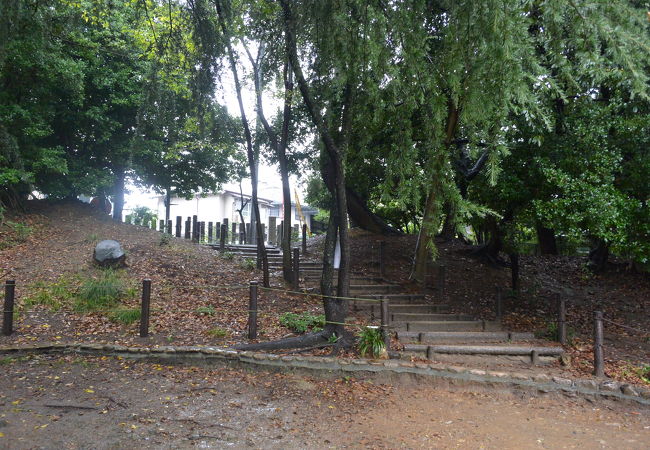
159,233,171,246
207,327,229,338
109,308,141,325
85,233,100,243
636,364,650,384
535,321,576,345
195,305,216,316
220,251,234,260
75,270,126,312
279,312,325,334
357,326,385,358
23,277,76,311
327,333,340,344
241,257,256,270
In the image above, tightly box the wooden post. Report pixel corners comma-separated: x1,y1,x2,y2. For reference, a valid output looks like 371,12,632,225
530,349,539,366
166,220,172,235
239,223,246,245
159,219,165,233
231,222,237,244
558,296,567,345
184,217,191,239
3,280,16,336
208,222,213,243
220,224,226,251
379,240,386,278
222,218,229,243
594,311,605,378
292,248,300,290
215,221,221,240
200,221,206,243
269,217,277,246
302,224,307,254
139,279,151,338
248,281,258,340
192,215,198,242
175,216,182,238
495,286,503,320
380,297,390,351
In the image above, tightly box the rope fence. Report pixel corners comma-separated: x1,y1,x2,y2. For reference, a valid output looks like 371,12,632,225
492,285,649,378
2,279,389,343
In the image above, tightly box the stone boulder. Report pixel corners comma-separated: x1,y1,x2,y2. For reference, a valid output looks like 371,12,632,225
93,240,126,268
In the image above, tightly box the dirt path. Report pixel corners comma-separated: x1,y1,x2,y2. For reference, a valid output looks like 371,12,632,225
0,355,647,449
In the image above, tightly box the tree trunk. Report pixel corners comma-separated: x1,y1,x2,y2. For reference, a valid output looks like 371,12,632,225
536,224,558,255
282,0,350,338
439,201,456,240
588,239,609,272
164,188,171,224
509,252,520,291
413,187,438,282
112,168,125,222
216,0,268,287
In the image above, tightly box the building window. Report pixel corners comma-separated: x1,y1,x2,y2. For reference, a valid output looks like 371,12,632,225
234,199,251,218
269,205,280,217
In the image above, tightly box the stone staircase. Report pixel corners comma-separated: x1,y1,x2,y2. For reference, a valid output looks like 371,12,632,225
212,244,565,367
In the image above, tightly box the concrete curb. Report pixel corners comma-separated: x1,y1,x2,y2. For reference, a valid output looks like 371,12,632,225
1,343,649,406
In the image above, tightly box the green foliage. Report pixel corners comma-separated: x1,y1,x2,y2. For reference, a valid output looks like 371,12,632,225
357,327,385,358
207,327,229,338
636,365,650,384
159,233,171,246
130,206,157,227
241,257,256,270
75,270,127,312
535,321,576,345
109,308,141,325
195,305,216,316
279,312,325,334
220,251,234,260
22,277,76,311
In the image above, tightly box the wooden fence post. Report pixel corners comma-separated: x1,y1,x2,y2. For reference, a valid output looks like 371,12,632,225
248,281,258,339
293,248,300,290
200,221,206,243
175,216,182,238
184,217,191,239
558,297,567,345
192,215,198,242
594,311,605,378
139,279,151,338
380,297,390,351
159,219,165,233
3,280,16,336
302,224,307,254
166,220,172,235
220,224,226,251
208,222,213,243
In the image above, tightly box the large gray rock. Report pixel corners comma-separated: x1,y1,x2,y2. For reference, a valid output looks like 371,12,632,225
93,240,126,267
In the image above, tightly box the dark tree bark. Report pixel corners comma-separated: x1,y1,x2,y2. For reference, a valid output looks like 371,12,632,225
282,0,351,338
536,224,558,255
588,239,609,272
509,252,520,291
215,0,268,287
236,182,249,244
164,188,171,224
112,167,125,222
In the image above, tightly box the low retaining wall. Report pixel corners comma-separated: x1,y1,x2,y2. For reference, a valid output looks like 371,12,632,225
1,343,649,406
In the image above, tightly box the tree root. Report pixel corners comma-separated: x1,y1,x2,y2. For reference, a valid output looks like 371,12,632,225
234,330,332,351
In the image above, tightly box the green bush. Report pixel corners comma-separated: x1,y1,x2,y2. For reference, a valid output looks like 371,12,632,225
357,326,385,358
279,312,325,334
220,251,234,260
241,257,256,270
109,308,141,325
75,270,126,312
131,206,157,227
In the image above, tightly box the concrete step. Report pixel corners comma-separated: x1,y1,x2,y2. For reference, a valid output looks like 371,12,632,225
396,320,501,332
353,303,451,314
352,294,426,303
349,284,402,294
397,331,536,344
403,344,564,361
390,313,475,323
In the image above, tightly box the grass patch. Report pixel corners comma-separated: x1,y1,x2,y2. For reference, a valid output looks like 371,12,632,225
207,327,229,338
195,306,216,316
279,312,325,334
22,277,77,311
220,251,234,260
357,326,385,358
75,270,127,312
636,364,650,384
108,308,141,325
